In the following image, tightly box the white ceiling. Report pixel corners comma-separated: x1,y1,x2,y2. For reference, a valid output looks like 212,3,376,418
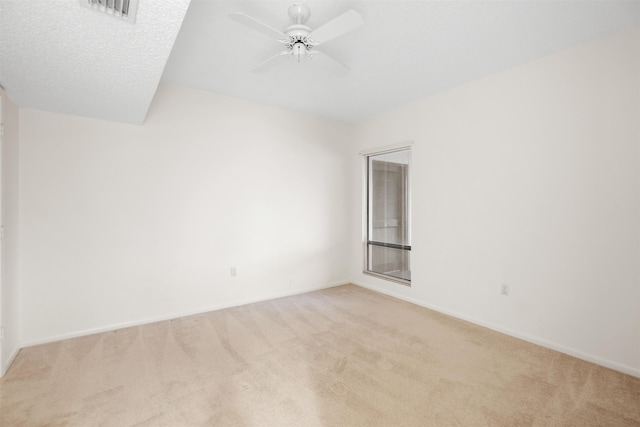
1,1,639,125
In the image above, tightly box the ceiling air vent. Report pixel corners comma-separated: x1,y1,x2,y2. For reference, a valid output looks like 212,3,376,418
80,0,139,24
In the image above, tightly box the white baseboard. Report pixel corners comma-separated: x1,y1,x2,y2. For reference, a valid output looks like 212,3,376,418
20,280,349,349
1,344,21,378
352,281,640,379
20,279,636,379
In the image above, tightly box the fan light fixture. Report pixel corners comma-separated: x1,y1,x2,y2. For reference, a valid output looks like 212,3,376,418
229,3,364,75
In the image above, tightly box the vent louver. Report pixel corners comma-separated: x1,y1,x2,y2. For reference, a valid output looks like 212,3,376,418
81,0,139,24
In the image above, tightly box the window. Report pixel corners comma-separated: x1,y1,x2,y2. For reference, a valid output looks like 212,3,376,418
363,145,411,285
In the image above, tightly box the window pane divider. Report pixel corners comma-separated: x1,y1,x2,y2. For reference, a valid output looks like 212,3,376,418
367,241,412,251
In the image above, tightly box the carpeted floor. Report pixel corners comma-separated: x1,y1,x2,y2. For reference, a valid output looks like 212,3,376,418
1,284,639,426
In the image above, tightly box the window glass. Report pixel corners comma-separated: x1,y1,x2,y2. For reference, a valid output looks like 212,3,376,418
365,148,411,284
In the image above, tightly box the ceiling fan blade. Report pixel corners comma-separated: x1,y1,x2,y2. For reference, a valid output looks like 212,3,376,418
309,50,351,76
229,12,287,40
309,10,363,45
252,51,292,74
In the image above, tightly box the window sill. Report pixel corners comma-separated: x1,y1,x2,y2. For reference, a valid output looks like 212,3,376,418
363,271,411,287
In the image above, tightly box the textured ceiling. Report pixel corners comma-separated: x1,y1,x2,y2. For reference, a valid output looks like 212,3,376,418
1,1,639,125
0,0,190,124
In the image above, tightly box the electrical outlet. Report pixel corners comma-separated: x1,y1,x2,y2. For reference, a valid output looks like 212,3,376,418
230,266,237,277
501,284,510,296
0,326,4,341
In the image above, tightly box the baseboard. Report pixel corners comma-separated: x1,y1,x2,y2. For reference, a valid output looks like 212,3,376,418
20,280,350,349
1,344,21,378
352,281,640,379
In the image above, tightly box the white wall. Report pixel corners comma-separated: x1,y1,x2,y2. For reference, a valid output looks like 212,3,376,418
13,25,640,378
350,27,640,376
19,83,351,345
1,89,21,376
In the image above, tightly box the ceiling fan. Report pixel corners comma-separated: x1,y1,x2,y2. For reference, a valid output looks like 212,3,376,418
229,3,363,75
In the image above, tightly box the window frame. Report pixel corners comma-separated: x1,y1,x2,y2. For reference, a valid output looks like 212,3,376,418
361,142,412,286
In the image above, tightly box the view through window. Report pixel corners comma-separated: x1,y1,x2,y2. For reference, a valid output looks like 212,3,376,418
365,147,411,285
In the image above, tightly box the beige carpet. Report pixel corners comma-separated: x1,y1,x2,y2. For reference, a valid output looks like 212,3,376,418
1,284,639,426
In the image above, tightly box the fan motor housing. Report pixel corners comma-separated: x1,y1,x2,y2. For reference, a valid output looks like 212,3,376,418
286,25,311,38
